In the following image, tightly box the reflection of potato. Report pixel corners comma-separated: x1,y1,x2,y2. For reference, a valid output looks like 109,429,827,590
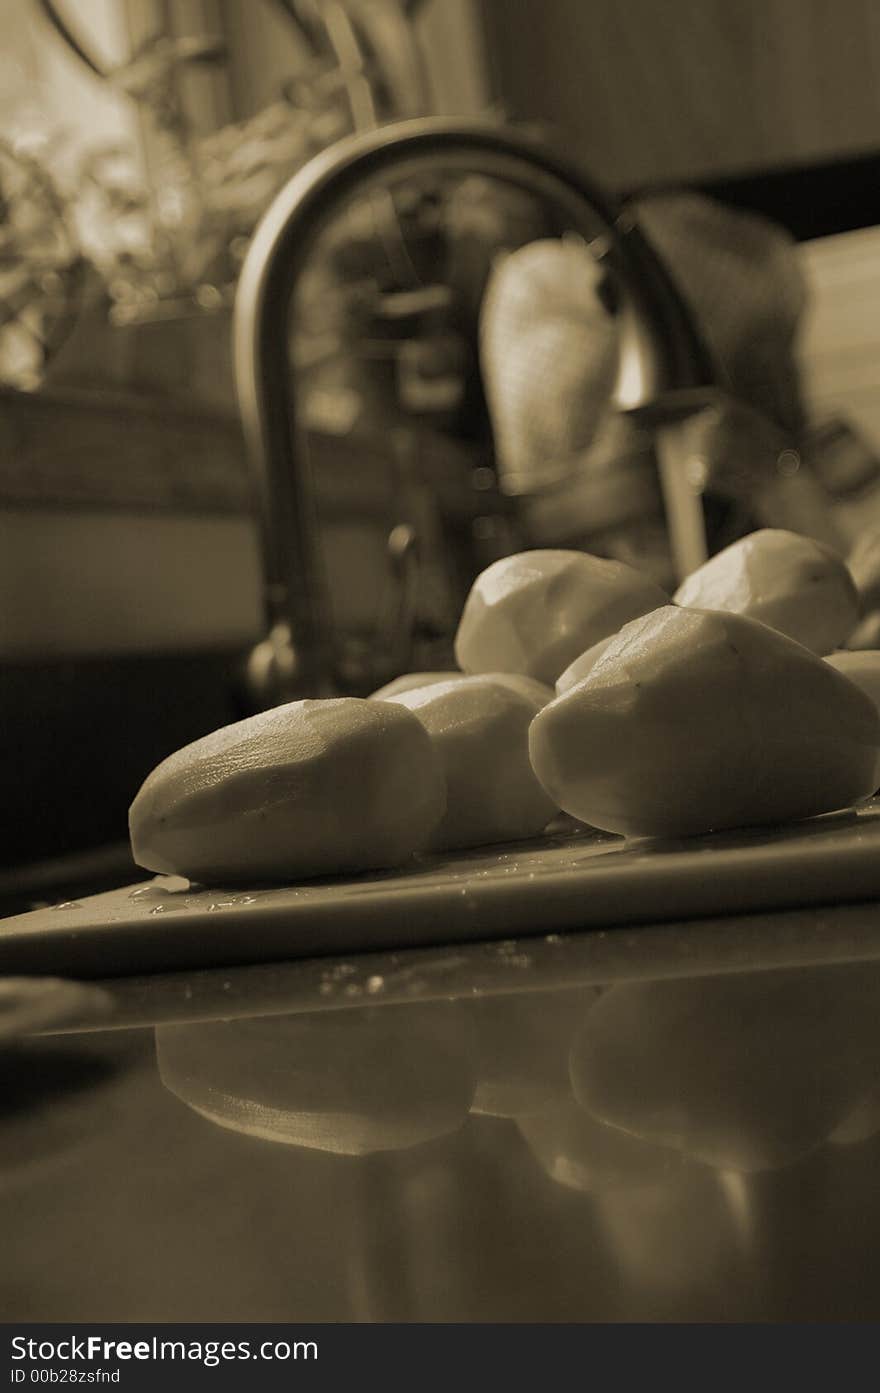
470,988,597,1119
519,1105,746,1297
517,1102,691,1192
156,1003,475,1156
570,966,880,1172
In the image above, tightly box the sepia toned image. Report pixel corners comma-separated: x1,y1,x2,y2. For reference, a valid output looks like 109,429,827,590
5,0,880,1341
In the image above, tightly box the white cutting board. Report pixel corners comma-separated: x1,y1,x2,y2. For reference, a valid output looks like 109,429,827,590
4,799,880,979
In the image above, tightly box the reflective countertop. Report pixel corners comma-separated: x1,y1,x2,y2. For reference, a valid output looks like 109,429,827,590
5,902,880,1323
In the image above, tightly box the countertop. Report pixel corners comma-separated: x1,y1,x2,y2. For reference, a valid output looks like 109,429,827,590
5,894,880,1322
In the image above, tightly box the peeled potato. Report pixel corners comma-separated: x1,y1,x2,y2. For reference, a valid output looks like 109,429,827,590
825,649,880,715
528,605,880,838
847,527,880,614
847,611,880,651
384,675,557,851
555,635,616,695
454,549,668,685
674,527,858,655
371,670,554,708
370,671,465,700
129,698,446,884
479,672,555,707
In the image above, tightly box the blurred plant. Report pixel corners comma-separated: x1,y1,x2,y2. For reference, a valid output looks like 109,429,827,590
0,0,433,387
0,138,87,389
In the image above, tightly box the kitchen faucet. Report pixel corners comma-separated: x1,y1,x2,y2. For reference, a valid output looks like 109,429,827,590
233,117,718,708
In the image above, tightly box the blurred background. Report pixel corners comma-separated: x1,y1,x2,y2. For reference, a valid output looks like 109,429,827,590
7,0,880,895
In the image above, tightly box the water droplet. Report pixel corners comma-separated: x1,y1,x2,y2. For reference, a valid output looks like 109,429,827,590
545,933,561,944
319,981,335,996
343,983,362,998
129,875,190,901
150,905,165,915
51,900,82,910
366,975,385,995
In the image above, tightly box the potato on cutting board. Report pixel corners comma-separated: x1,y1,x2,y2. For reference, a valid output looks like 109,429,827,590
384,674,557,852
454,549,668,686
125,526,880,894
528,605,880,839
847,526,880,615
846,611,880,651
825,650,880,714
555,635,616,695
674,528,858,655
129,698,446,885
371,670,554,707
370,671,468,699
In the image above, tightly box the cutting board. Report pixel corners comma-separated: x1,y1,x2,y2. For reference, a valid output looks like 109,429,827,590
5,799,880,980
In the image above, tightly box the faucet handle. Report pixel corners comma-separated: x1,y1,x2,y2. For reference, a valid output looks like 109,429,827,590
382,521,421,686
243,621,303,712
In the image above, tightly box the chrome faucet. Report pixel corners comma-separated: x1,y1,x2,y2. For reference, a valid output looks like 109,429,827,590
233,117,718,708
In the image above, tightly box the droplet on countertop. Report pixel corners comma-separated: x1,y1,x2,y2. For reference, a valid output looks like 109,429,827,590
51,900,83,910
129,875,190,900
366,975,385,994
